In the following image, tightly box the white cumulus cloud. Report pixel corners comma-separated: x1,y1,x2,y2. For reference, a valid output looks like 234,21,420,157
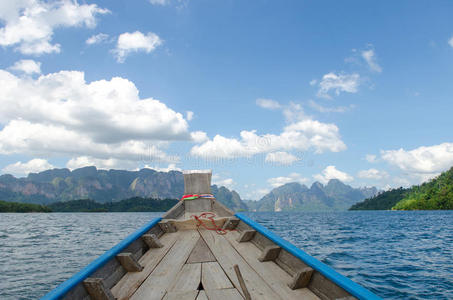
317,72,360,98
265,151,300,165
362,49,382,73
190,119,346,159
267,172,309,188
113,31,162,63
313,165,353,184
357,168,389,180
365,154,377,163
0,68,197,165
2,158,54,176
86,33,109,45
381,142,453,175
10,59,41,74
256,98,281,110
448,36,453,48
0,0,109,55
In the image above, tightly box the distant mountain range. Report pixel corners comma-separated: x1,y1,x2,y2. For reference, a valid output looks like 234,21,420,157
0,167,247,211
248,179,378,212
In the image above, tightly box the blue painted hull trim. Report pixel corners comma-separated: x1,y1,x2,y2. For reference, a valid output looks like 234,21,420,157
235,213,381,300
41,217,163,300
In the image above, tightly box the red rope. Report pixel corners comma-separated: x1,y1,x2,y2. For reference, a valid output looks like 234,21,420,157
191,212,228,235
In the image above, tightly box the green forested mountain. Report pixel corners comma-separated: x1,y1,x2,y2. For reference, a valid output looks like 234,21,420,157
349,187,409,210
393,167,453,210
253,180,378,212
48,197,178,212
350,166,453,210
0,200,51,212
0,167,247,211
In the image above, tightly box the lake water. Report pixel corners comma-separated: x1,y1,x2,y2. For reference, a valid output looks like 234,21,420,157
0,211,452,299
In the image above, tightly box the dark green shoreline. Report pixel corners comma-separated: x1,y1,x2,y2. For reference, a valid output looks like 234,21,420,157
0,197,178,213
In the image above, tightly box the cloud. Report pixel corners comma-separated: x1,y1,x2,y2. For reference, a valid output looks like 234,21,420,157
86,33,109,45
308,100,354,113
365,154,377,163
357,168,389,180
313,165,353,184
448,36,453,48
212,174,234,189
316,72,360,98
0,0,109,55
381,142,453,175
186,111,194,121
267,172,308,188
149,0,170,5
256,98,281,110
2,158,54,176
361,49,382,73
0,69,196,163
113,31,162,63
190,131,208,143
265,151,300,165
143,163,182,172
10,59,41,74
282,102,307,123
190,119,346,159
67,156,139,170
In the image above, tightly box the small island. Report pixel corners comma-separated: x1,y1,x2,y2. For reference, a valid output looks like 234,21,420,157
350,166,453,210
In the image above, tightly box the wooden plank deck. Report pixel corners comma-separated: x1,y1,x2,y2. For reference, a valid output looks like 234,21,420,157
113,221,319,300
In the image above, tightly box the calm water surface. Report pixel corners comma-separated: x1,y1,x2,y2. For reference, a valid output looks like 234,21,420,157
0,211,452,299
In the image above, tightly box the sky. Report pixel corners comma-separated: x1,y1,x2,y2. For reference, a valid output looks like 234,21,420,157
1,0,453,200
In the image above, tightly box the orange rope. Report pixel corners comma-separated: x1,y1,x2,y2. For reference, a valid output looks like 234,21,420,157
191,212,229,235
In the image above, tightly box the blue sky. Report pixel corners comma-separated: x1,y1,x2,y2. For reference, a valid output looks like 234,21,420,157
1,0,453,199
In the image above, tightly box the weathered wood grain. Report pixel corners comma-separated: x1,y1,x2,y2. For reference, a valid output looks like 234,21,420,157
258,245,281,262
169,263,202,292
224,231,320,300
83,278,115,300
236,230,256,243
163,291,199,300
187,237,216,263
204,288,244,300
201,262,233,290
130,230,200,300
200,230,281,300
111,232,181,300
116,252,143,272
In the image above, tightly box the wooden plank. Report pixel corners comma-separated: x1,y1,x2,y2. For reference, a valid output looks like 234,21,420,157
212,200,234,217
111,232,181,300
185,198,212,213
204,288,243,300
169,263,202,292
187,237,216,263
236,230,256,243
143,233,163,248
83,278,115,300
160,219,178,233
164,291,199,300
163,200,185,219
200,230,281,300
130,230,200,300
258,245,281,262
161,218,229,231
116,252,143,272
196,291,208,300
201,262,233,290
289,267,314,290
224,231,320,300
222,217,239,230
233,264,251,300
